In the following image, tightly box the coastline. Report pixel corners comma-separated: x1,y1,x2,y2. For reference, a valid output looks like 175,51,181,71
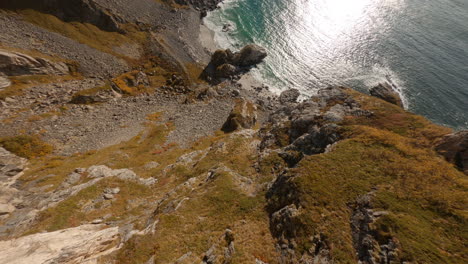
199,15,267,92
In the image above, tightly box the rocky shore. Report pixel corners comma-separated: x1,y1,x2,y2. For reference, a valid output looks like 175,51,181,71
0,1,466,264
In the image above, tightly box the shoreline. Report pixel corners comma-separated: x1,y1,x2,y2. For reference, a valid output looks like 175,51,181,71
199,13,267,92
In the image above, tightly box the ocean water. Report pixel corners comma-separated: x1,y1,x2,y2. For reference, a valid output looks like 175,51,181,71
205,0,468,130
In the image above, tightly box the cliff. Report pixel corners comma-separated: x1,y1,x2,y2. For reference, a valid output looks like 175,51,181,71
0,1,466,264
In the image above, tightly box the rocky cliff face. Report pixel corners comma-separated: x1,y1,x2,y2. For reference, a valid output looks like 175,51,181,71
0,1,466,264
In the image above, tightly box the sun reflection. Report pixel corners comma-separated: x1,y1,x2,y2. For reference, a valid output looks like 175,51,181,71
302,0,376,39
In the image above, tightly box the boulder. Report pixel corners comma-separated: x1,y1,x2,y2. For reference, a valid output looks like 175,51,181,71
232,44,267,67
369,82,403,107
222,99,258,133
279,89,300,104
215,63,237,78
0,49,69,76
435,131,468,174
211,49,233,67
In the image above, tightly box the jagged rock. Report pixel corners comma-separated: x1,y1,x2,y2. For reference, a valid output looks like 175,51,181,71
0,76,11,89
279,89,300,104
0,224,119,263
232,44,268,67
435,130,468,174
130,71,150,87
215,63,238,78
211,49,234,68
222,99,258,133
205,44,267,83
369,82,403,107
351,192,399,264
0,49,69,76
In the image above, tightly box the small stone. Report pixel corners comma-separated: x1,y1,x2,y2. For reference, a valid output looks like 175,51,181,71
104,187,120,194
103,193,114,200
75,168,85,174
91,219,103,224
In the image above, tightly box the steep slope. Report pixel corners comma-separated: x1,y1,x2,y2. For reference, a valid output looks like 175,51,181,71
0,1,466,264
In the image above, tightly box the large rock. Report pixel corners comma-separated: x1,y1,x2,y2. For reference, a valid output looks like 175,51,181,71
369,82,403,107
205,44,267,82
0,224,119,264
222,99,258,133
0,49,69,76
435,131,468,174
232,44,267,67
279,89,300,104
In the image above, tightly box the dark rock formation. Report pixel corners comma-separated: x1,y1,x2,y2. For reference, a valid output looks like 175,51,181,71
232,44,267,67
203,44,267,83
435,130,468,174
351,192,400,264
369,82,403,107
279,89,300,104
222,99,257,133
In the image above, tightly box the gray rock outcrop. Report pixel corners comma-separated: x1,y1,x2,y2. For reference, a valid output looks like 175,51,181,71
0,224,119,264
435,130,468,174
0,49,69,76
222,99,258,133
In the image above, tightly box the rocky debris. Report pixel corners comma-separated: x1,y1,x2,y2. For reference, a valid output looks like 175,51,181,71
351,192,399,264
278,89,300,104
0,49,69,77
0,14,129,78
205,44,267,82
0,76,11,89
435,130,468,174
0,224,119,264
222,98,258,133
369,82,403,107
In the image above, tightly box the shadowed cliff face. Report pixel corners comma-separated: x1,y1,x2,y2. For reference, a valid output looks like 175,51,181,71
0,0,122,32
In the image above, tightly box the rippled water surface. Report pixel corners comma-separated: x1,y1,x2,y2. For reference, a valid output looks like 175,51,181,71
205,0,468,129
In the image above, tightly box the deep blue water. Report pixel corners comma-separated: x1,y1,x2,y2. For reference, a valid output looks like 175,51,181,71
205,0,468,130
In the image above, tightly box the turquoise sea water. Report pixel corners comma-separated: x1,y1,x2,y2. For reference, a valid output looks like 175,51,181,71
205,0,468,130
